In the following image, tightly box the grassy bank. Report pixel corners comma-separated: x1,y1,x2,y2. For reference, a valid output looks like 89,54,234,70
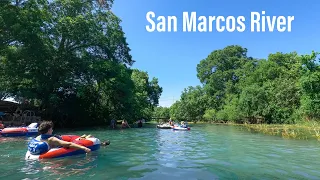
235,121,320,141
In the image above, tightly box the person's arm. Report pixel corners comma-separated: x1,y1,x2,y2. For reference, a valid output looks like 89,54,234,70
48,137,91,153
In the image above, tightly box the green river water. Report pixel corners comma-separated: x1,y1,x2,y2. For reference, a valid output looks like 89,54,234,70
0,124,320,179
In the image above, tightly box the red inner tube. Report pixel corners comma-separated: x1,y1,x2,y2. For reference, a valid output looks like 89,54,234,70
37,135,95,159
1,127,28,133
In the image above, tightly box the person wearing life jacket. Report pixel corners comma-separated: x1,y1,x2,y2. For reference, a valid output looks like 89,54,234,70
27,121,91,155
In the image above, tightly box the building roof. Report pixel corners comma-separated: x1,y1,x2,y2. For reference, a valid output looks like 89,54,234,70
0,100,19,113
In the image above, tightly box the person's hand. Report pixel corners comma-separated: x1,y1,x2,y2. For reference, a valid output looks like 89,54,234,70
83,147,91,153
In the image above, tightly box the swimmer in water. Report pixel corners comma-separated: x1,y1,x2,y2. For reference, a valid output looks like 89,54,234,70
101,140,110,146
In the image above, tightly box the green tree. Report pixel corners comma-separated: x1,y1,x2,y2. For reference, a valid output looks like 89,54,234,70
0,0,162,127
153,106,170,120
130,69,163,121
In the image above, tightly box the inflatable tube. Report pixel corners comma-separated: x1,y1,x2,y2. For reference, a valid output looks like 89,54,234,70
156,124,173,129
25,135,101,160
0,123,38,137
173,125,190,131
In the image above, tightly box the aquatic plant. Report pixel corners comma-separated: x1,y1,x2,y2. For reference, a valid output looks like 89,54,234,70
240,121,320,141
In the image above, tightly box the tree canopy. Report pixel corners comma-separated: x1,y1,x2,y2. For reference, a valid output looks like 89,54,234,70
162,45,320,124
0,0,162,127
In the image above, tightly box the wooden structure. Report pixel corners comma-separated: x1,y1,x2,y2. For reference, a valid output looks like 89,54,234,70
0,100,41,126
0,100,18,113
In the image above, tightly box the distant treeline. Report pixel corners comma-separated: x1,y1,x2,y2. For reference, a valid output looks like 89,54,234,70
0,0,162,127
154,45,320,124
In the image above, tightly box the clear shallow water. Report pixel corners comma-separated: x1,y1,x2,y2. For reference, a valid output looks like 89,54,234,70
0,124,320,179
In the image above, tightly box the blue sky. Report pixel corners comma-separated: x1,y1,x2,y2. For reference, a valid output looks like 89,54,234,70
112,0,320,107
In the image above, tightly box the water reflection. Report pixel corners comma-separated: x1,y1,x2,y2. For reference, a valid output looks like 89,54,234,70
0,136,28,143
149,128,219,179
20,155,98,178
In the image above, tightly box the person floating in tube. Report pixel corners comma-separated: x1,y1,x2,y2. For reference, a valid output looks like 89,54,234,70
77,134,110,146
27,121,91,155
180,121,187,128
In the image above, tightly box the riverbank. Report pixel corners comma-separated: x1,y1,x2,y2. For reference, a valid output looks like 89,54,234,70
232,122,319,141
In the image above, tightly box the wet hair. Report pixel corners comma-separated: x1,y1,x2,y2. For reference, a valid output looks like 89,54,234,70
38,121,54,134
102,140,110,146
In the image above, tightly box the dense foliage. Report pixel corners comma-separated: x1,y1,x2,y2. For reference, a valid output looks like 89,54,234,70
154,45,319,124
0,0,162,127
2,1,318,126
